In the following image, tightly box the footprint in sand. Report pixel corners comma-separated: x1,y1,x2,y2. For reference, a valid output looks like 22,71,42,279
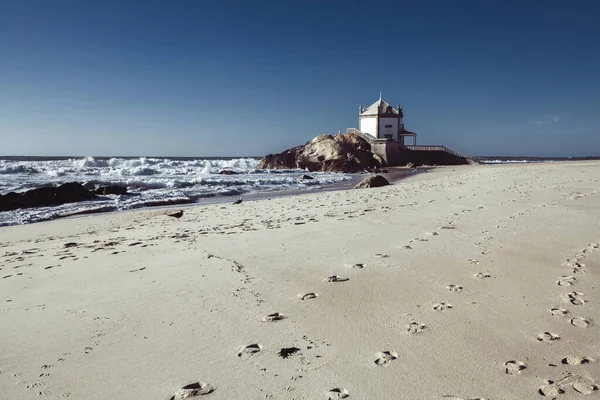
170,382,215,399
504,360,527,375
327,388,349,399
562,356,592,365
571,317,592,328
474,272,491,279
565,292,586,306
433,303,453,311
237,344,262,358
372,253,388,258
324,275,349,283
262,312,285,322
537,332,560,343
468,259,480,265
300,293,318,300
539,382,565,397
573,377,600,395
447,284,463,292
550,307,569,316
568,262,587,274
407,322,426,334
344,263,365,269
556,276,576,286
374,351,398,366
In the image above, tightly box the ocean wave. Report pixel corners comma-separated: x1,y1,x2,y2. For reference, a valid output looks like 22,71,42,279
46,169,67,177
1,157,272,181
72,156,110,168
480,160,532,164
0,156,352,226
0,165,40,174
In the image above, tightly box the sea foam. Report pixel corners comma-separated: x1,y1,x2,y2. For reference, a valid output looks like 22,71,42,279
0,156,351,226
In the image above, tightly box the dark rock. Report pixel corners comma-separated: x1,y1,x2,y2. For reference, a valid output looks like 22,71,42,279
0,192,21,211
82,181,96,190
95,185,128,195
353,175,390,189
56,182,95,203
0,182,96,211
219,170,238,175
301,174,314,180
257,133,384,173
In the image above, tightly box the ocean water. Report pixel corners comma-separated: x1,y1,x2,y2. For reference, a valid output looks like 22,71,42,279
0,156,352,226
476,156,600,164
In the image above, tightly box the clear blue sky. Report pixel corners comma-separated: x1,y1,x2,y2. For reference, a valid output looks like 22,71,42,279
1,0,599,157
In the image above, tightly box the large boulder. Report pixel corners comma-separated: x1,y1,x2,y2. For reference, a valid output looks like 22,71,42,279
55,182,96,203
0,182,96,211
353,175,390,189
257,133,384,173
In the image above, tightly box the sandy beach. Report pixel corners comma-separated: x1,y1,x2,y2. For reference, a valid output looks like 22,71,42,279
1,161,599,399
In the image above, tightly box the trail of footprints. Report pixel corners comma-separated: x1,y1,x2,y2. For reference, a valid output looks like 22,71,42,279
537,242,599,396
12,302,118,397
209,232,489,399
539,372,599,397
186,177,596,397
13,231,597,398
170,238,461,398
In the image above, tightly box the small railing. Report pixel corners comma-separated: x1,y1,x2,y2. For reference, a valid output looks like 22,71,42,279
405,145,464,158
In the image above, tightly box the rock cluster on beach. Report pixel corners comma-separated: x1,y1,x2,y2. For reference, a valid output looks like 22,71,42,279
95,185,128,196
353,175,390,189
257,133,384,172
0,182,96,212
0,183,130,212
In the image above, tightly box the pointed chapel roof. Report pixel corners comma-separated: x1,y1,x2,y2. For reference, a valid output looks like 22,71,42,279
360,98,399,116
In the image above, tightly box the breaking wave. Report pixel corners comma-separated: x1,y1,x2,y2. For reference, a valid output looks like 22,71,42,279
0,156,351,226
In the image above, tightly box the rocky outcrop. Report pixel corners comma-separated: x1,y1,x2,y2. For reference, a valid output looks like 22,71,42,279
353,175,390,189
0,182,96,211
257,133,384,173
95,186,128,195
219,170,238,175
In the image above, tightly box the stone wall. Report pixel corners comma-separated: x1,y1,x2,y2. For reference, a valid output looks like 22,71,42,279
369,142,469,166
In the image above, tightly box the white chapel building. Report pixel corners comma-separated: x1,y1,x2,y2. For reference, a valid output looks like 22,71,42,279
357,95,417,146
